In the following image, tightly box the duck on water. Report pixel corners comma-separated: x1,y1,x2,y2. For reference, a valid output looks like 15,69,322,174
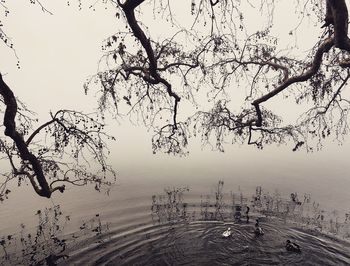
254,219,264,236
285,240,301,253
222,227,232,238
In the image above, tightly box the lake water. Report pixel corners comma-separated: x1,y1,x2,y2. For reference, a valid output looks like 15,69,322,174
1,168,350,265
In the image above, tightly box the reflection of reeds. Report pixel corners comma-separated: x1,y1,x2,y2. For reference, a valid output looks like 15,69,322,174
0,205,109,265
151,181,350,240
151,186,190,225
0,205,69,265
2,181,350,264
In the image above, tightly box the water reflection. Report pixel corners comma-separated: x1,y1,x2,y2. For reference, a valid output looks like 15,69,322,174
0,205,67,265
0,205,109,265
151,181,350,239
1,181,350,265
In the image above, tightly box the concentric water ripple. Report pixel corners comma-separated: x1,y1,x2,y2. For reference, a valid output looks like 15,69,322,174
60,186,350,266
63,220,350,265
1,183,350,265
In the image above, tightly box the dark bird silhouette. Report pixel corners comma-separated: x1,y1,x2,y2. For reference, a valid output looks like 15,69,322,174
286,239,301,253
254,219,264,236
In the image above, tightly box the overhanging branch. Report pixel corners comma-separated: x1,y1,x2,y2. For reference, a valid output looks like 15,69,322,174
0,74,64,197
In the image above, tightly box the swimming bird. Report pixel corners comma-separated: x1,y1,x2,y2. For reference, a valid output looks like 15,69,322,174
254,226,264,236
254,219,264,236
222,227,232,237
285,240,301,252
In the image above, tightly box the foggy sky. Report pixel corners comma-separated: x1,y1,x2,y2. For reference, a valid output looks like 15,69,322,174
1,1,350,211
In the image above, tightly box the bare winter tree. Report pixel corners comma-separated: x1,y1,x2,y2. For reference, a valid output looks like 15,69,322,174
0,74,116,200
2,0,350,197
0,1,117,200
84,0,350,154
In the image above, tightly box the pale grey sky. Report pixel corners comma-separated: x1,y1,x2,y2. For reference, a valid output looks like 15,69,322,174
1,1,350,211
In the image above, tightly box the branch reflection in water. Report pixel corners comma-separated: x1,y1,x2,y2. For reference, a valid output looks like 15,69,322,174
151,181,350,238
0,205,110,265
1,180,350,265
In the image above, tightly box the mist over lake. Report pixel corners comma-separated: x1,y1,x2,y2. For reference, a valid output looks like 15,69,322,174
1,1,350,265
